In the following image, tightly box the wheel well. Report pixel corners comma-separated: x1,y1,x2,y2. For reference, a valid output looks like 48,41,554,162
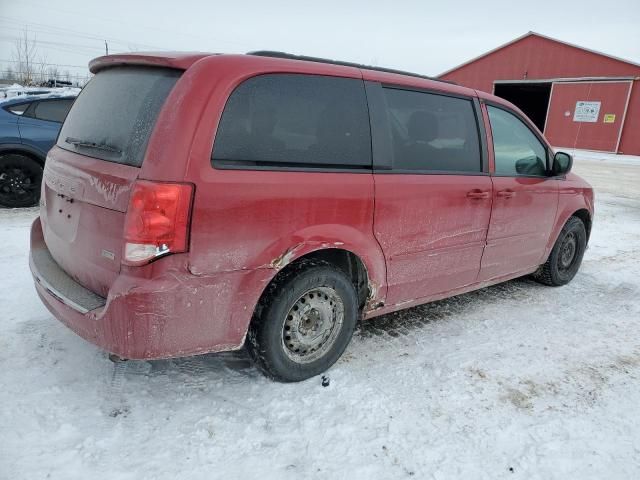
0,148,45,167
273,248,370,309
572,209,592,242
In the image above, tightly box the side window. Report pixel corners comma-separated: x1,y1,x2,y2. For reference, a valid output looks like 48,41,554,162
382,87,481,172
212,74,371,169
487,106,547,176
33,99,74,123
5,103,30,116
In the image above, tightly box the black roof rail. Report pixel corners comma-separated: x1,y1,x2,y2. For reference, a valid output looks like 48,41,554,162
247,51,456,85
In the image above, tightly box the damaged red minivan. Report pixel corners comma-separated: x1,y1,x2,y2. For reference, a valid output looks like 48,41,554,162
29,52,594,382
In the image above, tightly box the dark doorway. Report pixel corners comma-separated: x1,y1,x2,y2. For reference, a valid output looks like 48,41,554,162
493,82,552,132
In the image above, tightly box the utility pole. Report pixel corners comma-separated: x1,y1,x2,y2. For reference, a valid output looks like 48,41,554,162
105,40,109,56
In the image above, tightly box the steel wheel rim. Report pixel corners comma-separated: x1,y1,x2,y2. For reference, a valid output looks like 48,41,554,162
559,232,577,271
282,286,344,364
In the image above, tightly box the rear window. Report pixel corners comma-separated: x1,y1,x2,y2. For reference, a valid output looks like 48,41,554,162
212,74,371,170
57,67,181,167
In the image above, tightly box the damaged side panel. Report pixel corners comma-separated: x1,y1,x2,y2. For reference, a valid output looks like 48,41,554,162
268,244,303,270
186,163,386,295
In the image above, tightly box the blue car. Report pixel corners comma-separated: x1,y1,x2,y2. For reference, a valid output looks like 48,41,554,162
0,94,76,207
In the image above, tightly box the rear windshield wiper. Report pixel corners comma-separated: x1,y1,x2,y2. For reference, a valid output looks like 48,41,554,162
65,137,122,154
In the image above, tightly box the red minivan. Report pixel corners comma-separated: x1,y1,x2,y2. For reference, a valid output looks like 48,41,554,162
29,52,594,382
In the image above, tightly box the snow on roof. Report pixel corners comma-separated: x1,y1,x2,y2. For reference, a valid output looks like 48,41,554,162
0,86,80,103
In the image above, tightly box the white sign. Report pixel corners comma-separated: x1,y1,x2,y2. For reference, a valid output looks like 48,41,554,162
573,101,601,122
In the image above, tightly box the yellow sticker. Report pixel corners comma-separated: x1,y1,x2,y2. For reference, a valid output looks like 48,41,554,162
604,114,616,123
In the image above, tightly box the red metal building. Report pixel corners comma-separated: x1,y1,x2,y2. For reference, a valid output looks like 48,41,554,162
439,32,640,155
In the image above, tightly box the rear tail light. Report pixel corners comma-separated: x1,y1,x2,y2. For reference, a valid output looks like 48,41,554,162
123,180,194,266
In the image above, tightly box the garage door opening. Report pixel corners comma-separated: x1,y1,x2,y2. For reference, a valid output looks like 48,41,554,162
493,82,552,132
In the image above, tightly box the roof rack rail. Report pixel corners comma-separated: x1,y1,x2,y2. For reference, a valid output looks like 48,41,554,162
247,51,456,85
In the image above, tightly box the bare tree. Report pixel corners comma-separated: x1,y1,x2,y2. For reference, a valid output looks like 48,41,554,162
5,66,15,81
47,65,59,83
12,28,37,85
63,70,71,83
36,53,49,85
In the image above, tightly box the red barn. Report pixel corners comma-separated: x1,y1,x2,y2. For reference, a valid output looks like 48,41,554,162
439,32,640,155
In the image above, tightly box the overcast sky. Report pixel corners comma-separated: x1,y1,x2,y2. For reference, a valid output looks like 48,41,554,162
1,0,639,81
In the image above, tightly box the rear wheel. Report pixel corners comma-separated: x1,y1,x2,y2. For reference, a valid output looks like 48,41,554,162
247,260,358,382
0,154,43,208
533,216,587,286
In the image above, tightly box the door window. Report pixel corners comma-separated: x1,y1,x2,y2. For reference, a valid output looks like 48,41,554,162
488,106,547,176
382,87,481,172
33,99,74,123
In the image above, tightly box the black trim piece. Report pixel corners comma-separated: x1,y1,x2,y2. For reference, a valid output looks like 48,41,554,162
247,51,457,85
374,170,490,176
364,81,393,171
22,101,38,119
473,97,489,174
381,83,470,100
213,159,372,173
491,173,551,179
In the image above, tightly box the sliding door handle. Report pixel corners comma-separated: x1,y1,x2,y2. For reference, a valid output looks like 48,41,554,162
466,189,490,200
497,189,515,199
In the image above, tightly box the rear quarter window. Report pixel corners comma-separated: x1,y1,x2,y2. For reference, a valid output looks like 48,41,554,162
57,67,181,167
4,103,30,116
212,74,371,170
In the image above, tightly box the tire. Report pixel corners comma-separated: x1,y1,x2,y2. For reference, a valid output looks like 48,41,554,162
0,153,43,208
533,216,587,286
247,259,358,382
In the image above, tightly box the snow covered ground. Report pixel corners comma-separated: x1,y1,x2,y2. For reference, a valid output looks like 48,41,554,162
0,84,81,101
559,147,640,166
1,150,639,479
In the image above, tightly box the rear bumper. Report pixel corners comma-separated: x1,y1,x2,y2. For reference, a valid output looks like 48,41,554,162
31,246,107,314
29,217,270,359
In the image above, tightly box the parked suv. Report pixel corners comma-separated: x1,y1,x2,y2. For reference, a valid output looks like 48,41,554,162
29,52,593,382
0,94,76,207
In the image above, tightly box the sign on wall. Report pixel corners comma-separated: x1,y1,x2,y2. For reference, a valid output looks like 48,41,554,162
603,114,616,123
573,101,601,122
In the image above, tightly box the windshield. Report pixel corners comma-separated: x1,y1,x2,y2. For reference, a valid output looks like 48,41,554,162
57,66,181,167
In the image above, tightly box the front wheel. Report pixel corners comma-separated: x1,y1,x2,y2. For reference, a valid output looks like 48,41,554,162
0,154,43,208
533,216,587,286
247,260,358,382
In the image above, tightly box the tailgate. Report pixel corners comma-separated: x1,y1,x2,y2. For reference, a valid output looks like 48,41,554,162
41,66,182,297
42,148,137,297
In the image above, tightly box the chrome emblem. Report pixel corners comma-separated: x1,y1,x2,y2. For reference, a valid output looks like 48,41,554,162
101,249,115,261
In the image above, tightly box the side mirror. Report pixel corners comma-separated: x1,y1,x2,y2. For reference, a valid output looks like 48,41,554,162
552,151,573,176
